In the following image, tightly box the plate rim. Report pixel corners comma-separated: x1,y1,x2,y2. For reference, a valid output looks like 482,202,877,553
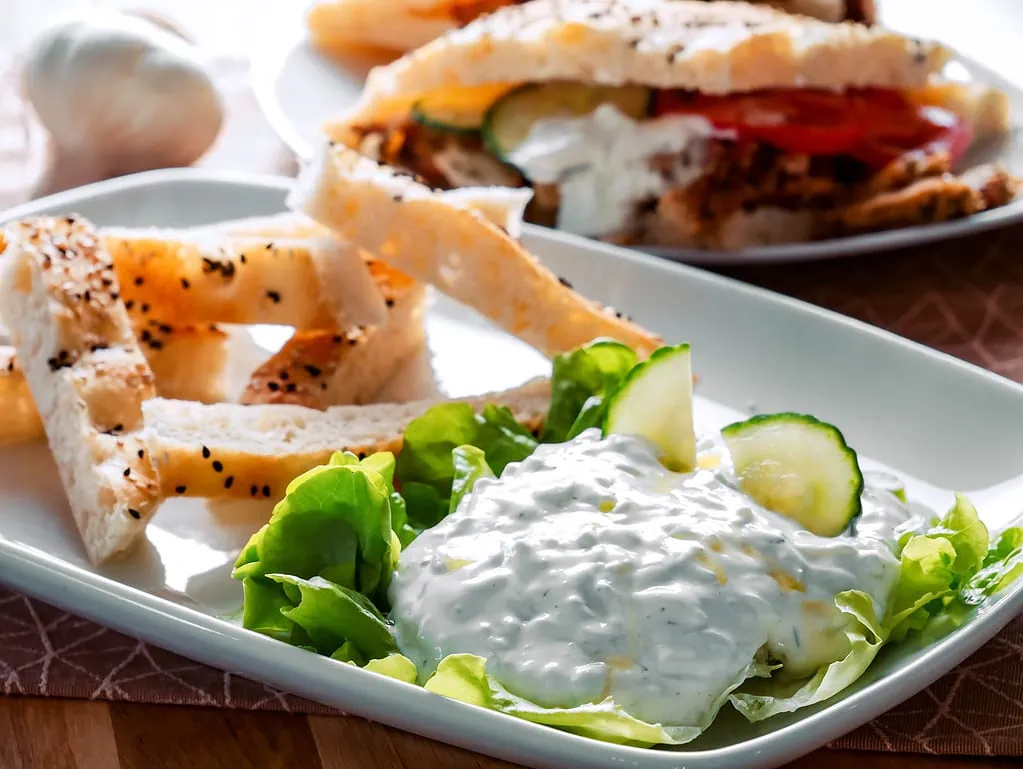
250,29,1023,266
1,169,1023,769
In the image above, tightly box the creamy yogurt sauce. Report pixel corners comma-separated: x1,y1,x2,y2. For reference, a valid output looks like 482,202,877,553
506,104,724,238
390,429,924,728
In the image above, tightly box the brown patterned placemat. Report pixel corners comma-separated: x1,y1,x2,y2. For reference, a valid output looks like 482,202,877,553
0,39,1022,758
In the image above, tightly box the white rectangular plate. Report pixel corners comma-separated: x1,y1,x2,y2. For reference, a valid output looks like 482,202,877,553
1,170,1022,769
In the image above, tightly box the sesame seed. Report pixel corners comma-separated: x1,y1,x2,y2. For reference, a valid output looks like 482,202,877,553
212,460,223,473
224,476,234,489
175,485,187,494
128,508,142,520
202,446,210,459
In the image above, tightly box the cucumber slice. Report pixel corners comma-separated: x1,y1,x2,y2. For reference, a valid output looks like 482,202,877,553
604,344,696,473
483,82,652,160
721,414,864,537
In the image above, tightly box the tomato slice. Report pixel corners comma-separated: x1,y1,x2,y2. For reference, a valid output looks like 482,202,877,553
654,88,971,170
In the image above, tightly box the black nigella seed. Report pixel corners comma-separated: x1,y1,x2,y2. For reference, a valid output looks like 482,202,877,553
123,468,131,478
224,476,234,489
240,254,247,264
285,383,297,393
267,381,280,392
159,323,173,334
175,485,187,494
181,278,191,289
141,303,150,313
128,508,142,520
332,335,343,343
304,365,322,377
140,330,152,342
125,300,135,310
357,451,367,460
262,485,271,498
201,446,211,459
558,276,573,289
320,382,328,390
250,485,258,497
83,290,91,302
138,449,145,458
266,291,281,304
134,276,144,286
279,371,289,381
212,460,223,473
385,298,395,308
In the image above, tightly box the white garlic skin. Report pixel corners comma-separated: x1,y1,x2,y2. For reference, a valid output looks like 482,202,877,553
22,13,225,192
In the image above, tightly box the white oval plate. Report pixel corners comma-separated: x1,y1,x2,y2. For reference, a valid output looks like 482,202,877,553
251,13,1023,266
1,169,1023,769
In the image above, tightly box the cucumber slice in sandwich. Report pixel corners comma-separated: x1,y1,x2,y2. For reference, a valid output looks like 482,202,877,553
721,414,864,537
483,83,652,161
604,343,696,472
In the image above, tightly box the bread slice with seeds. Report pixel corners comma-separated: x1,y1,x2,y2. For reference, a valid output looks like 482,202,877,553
144,377,550,500
289,141,663,358
241,260,427,409
105,232,387,330
0,324,228,446
334,0,948,129
0,216,161,563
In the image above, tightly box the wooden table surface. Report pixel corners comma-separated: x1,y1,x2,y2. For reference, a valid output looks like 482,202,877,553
1,1,1022,767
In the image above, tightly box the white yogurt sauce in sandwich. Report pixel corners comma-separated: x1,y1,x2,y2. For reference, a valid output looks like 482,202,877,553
506,104,720,238
390,429,923,729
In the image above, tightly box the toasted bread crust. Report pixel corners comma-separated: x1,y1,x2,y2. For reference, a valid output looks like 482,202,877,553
144,378,551,500
0,216,161,563
289,141,664,357
106,233,387,330
336,0,949,127
241,260,427,409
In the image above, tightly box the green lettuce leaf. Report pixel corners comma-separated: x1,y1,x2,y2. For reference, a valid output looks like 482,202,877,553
542,339,638,443
269,574,397,663
424,654,702,747
449,446,495,513
232,452,403,650
396,403,537,530
732,494,1023,721
730,591,884,721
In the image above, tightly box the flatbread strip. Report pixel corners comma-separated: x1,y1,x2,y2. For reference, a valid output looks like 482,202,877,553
0,216,161,563
306,0,872,58
0,346,44,446
144,377,551,501
337,0,949,127
289,141,664,358
103,232,388,330
241,260,427,409
0,325,228,447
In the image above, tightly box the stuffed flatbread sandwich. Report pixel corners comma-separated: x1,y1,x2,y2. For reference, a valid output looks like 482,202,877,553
324,0,1018,250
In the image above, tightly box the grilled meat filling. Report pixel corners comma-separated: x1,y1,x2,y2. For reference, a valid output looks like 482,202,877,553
354,123,1019,247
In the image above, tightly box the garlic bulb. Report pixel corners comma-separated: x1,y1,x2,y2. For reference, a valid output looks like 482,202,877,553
21,12,224,196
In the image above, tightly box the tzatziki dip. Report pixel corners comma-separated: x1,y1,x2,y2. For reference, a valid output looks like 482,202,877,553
389,429,922,729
